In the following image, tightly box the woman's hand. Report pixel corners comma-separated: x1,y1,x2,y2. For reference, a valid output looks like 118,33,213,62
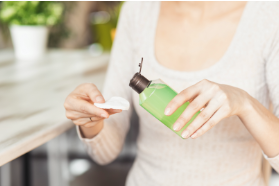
64,83,122,138
165,79,250,139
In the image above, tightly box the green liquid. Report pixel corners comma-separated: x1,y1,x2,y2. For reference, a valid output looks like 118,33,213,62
139,83,200,138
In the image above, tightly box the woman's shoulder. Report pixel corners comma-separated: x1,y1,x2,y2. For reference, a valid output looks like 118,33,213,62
121,1,159,19
251,2,279,61
252,2,279,24
258,1,279,12
121,1,159,22
120,1,159,39
246,2,279,44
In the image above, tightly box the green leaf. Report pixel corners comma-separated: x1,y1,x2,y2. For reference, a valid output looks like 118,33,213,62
0,7,16,21
0,1,64,25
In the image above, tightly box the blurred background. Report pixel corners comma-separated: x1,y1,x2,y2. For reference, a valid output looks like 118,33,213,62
0,1,140,186
0,1,278,186
0,1,122,52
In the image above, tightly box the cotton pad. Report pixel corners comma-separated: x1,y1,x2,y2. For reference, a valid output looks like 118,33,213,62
94,97,130,110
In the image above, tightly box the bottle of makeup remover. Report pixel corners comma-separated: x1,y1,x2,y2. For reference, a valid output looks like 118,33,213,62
129,59,200,138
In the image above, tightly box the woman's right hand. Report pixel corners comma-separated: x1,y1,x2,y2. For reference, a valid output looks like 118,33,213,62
64,83,122,138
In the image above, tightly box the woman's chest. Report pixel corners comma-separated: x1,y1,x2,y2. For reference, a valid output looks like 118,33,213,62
131,55,267,141
154,3,246,72
155,22,240,72
134,53,266,98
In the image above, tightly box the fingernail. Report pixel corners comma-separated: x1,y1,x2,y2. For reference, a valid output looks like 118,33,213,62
191,133,198,139
101,114,107,118
182,130,189,139
165,107,171,115
173,122,180,131
96,96,104,102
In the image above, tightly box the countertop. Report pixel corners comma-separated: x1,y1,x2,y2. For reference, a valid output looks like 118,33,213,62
0,49,110,166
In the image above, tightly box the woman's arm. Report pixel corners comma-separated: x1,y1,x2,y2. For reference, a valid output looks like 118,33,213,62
239,96,279,158
75,2,137,165
165,80,279,172
245,27,279,158
165,29,279,172
165,81,279,157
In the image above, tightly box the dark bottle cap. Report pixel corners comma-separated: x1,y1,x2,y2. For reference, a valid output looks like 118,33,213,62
129,72,150,94
129,58,150,94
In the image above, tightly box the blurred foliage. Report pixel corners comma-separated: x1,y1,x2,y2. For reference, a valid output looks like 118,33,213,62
0,1,74,48
48,2,74,47
0,2,10,44
91,1,123,50
0,1,64,26
96,1,123,28
106,1,123,28
0,1,123,49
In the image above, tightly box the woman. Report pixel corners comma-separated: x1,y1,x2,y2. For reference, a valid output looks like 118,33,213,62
64,2,279,185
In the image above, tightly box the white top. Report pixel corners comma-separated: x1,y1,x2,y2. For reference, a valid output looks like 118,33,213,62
77,2,279,186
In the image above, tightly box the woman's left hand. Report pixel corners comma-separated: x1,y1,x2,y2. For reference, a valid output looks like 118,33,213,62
164,79,250,139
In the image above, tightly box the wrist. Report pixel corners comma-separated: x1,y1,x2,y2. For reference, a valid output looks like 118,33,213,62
80,120,104,139
238,91,255,119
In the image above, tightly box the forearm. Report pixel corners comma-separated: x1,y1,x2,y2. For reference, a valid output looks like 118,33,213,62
239,94,279,157
76,120,126,165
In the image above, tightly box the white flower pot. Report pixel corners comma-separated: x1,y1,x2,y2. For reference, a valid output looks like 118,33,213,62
10,25,49,60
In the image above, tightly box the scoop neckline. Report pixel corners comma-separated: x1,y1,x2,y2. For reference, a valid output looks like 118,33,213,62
148,2,251,80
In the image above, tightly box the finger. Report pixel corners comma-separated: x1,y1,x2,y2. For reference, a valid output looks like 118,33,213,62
105,109,122,112
109,112,122,115
106,109,122,115
73,117,103,126
66,109,121,120
180,98,222,138
88,116,104,122
84,122,97,128
68,98,109,118
86,84,105,103
84,121,101,128
73,118,92,125
190,106,229,139
164,84,201,116
66,110,99,120
173,93,212,131
78,83,105,103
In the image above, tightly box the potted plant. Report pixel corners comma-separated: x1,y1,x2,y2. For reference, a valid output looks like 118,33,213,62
0,1,64,60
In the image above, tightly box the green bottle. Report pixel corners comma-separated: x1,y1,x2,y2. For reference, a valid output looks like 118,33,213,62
129,59,200,138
